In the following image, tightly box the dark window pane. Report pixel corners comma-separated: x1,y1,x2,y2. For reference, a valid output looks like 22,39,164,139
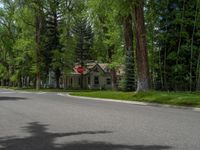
106,78,111,85
94,76,99,85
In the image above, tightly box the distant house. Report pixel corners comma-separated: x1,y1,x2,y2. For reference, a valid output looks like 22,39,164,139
65,63,123,89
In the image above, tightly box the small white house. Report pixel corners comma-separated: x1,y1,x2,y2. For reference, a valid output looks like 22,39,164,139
65,63,123,89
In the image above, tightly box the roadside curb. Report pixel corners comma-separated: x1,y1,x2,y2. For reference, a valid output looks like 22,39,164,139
2,88,200,112
64,93,200,112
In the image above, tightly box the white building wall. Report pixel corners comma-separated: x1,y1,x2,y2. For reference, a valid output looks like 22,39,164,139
88,70,112,89
66,65,113,89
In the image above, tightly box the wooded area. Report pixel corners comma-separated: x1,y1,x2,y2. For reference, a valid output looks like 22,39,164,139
0,0,199,92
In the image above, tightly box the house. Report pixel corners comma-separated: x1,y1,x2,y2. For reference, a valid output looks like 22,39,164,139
65,62,123,89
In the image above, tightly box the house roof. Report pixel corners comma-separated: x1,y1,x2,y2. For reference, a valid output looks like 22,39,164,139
71,62,124,75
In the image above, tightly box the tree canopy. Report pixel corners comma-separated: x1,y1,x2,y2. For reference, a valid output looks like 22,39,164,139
0,0,199,92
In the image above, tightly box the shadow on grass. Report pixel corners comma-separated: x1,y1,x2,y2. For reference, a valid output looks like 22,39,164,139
0,122,172,150
0,97,27,101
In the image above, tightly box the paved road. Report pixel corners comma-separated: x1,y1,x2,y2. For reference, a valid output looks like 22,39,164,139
0,89,199,150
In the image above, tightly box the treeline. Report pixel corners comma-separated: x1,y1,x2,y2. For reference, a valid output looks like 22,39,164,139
0,0,199,92
146,0,200,91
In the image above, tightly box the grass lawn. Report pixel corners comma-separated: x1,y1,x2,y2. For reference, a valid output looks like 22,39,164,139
1,86,66,92
0,86,96,93
1,86,200,107
70,91,200,107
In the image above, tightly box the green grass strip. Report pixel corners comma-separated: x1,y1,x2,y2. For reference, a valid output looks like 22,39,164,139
70,91,200,107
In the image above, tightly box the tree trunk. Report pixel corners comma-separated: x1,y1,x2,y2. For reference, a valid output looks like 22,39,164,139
63,74,67,90
17,76,22,88
190,0,198,91
55,68,61,88
175,0,186,91
34,1,44,90
123,15,133,51
123,14,135,91
36,72,41,90
133,0,150,92
196,54,200,90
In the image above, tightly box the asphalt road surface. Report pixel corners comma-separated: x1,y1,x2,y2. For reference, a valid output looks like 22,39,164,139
0,89,200,150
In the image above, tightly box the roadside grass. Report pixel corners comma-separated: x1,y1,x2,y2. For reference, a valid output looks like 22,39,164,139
0,86,64,92
1,86,200,107
0,86,97,93
70,90,200,107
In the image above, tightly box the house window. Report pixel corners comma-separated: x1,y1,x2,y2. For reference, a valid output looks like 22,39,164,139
94,76,99,85
88,77,90,84
94,67,99,72
106,78,111,85
78,78,81,85
70,78,73,85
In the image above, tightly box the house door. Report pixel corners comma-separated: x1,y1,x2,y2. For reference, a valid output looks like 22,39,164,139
94,76,99,87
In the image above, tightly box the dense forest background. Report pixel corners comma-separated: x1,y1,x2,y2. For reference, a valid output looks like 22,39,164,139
0,0,199,92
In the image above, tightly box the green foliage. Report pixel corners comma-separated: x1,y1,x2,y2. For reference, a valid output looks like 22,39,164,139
122,50,135,91
146,0,200,91
0,0,199,92
87,0,124,64
72,19,93,65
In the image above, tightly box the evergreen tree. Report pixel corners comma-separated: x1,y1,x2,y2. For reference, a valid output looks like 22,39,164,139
72,19,93,89
123,50,135,91
45,0,62,88
73,19,93,66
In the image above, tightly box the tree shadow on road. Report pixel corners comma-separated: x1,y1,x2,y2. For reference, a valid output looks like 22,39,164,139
0,122,172,150
0,97,27,101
